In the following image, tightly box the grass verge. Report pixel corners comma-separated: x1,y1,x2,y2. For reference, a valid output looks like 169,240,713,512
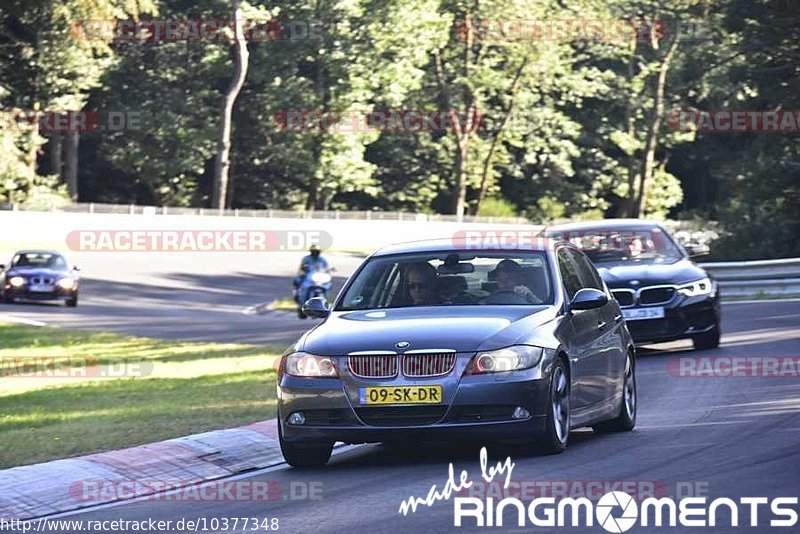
0,323,283,468
269,297,297,312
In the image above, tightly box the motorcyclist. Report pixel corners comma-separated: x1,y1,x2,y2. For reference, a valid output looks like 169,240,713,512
293,244,329,289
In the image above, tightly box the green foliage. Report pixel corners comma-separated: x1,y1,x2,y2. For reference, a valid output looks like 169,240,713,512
477,196,517,218
1,0,797,259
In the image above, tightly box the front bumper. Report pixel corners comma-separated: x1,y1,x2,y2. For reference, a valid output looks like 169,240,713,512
278,369,551,444
4,285,77,301
623,294,720,345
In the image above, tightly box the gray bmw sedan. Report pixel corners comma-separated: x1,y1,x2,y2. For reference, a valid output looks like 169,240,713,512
277,238,636,467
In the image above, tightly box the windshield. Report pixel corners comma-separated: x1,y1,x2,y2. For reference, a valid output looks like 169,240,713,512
547,226,683,264
11,253,67,269
337,251,553,310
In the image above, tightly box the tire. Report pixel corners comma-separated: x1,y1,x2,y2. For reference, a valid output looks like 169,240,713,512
536,358,570,454
593,351,636,433
66,294,78,307
692,324,720,350
279,423,332,468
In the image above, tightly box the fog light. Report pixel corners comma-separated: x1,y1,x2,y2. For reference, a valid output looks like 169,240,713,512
287,412,306,425
512,406,530,420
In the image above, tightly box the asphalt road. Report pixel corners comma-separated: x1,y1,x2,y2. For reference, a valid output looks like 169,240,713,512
0,251,366,346
40,300,800,533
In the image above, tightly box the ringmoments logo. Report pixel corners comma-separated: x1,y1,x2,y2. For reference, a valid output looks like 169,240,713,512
453,492,799,529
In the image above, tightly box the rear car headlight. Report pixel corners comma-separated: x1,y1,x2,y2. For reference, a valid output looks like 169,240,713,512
466,345,543,375
9,276,25,287
57,277,76,289
284,352,339,378
677,277,713,297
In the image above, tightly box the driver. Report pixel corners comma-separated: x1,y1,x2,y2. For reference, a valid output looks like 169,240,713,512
485,259,539,304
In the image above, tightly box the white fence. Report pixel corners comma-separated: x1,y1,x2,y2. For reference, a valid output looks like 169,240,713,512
702,258,800,298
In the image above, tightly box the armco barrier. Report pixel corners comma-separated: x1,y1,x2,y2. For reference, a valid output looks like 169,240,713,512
701,258,800,298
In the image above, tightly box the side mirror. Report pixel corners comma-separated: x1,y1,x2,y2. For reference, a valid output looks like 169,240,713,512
570,288,608,311
684,243,710,257
302,296,330,319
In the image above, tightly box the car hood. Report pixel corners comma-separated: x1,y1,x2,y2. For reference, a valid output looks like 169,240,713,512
596,258,707,289
5,267,69,277
299,306,558,355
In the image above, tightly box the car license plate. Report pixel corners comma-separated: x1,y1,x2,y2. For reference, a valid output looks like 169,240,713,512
359,385,443,405
622,307,665,321
29,285,53,293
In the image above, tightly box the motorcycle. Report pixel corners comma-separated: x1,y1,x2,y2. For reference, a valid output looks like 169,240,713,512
294,267,333,319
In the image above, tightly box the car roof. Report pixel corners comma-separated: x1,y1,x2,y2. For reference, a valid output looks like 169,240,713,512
544,218,667,232
371,236,559,257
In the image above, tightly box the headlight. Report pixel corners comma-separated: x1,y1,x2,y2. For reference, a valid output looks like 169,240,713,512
57,277,76,289
284,352,338,378
677,277,713,297
9,276,25,287
310,272,331,284
466,345,543,375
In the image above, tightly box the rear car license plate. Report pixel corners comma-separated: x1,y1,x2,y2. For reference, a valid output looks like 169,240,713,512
622,307,665,321
359,385,443,405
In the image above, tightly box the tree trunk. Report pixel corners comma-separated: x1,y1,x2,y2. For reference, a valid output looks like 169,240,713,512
472,60,527,216
453,135,469,217
26,102,41,177
64,129,79,201
635,33,680,217
624,35,639,217
50,132,63,179
211,0,250,212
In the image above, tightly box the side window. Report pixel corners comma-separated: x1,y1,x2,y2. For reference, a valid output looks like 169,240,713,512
557,249,582,300
568,248,605,291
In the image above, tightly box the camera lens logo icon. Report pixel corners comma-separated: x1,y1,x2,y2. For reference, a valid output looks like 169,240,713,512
596,491,638,533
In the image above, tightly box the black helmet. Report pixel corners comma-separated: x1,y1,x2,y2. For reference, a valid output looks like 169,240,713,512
309,244,321,257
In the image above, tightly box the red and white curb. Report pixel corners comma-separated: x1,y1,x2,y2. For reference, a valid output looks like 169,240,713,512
0,420,284,520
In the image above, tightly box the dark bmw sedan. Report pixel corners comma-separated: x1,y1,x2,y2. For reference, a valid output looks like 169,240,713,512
277,238,636,467
1,250,80,307
543,220,720,350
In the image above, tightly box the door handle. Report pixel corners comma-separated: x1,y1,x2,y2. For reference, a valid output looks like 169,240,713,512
613,315,622,323
597,320,607,330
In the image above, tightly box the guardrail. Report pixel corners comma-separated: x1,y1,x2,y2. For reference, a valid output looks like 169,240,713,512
701,258,800,298
0,202,530,225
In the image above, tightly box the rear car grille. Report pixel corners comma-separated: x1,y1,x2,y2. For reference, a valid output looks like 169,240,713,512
639,287,676,305
402,352,456,377
612,290,635,307
355,406,447,426
348,354,397,378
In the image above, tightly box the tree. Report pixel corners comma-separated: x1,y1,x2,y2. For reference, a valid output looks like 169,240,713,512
211,0,250,211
